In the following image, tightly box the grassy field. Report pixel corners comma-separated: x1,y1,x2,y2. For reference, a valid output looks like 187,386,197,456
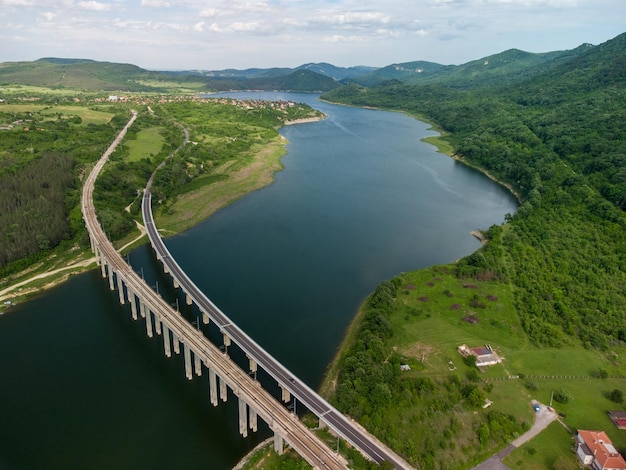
125,126,165,161
135,79,209,93
0,84,97,96
0,103,114,125
318,264,626,468
505,421,578,470
155,138,286,234
394,267,626,462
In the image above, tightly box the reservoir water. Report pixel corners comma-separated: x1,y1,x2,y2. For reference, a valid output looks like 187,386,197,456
0,93,518,469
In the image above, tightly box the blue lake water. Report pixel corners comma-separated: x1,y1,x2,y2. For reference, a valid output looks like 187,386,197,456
0,93,517,469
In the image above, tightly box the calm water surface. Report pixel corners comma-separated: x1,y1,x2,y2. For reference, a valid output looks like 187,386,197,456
0,93,517,469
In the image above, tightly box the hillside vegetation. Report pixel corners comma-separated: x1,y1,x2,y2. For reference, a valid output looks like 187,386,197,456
318,31,626,468
0,93,321,289
0,58,340,93
323,31,626,349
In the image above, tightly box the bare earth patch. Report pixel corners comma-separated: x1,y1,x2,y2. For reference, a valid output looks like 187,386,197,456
402,342,436,359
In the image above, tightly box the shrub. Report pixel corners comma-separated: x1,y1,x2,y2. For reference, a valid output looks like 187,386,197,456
609,389,624,404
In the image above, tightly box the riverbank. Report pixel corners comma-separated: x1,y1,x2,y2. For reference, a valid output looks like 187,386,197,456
0,126,294,311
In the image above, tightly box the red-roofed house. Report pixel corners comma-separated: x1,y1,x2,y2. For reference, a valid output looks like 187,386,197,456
576,430,626,470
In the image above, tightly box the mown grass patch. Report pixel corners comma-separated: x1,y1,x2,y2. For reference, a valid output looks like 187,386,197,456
422,134,455,155
40,105,114,125
125,126,165,161
0,84,93,96
0,103,114,125
391,266,527,353
504,421,577,470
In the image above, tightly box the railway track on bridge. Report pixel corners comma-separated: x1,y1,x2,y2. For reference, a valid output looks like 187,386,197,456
81,111,350,470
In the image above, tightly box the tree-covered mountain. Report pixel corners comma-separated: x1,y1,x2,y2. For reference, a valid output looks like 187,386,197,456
347,45,594,88
0,58,342,92
0,58,169,91
190,68,341,92
0,44,607,93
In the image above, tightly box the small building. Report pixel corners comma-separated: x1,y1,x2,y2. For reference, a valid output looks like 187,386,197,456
457,344,502,367
608,411,626,430
576,430,626,470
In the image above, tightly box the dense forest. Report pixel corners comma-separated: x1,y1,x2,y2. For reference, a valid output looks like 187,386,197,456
322,32,626,350
0,106,128,273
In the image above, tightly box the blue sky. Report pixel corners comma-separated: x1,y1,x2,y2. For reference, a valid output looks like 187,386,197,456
1,0,624,70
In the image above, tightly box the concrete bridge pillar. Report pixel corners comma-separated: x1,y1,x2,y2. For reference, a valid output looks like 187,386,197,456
173,333,180,354
280,385,291,403
201,311,209,324
223,333,231,353
238,398,248,437
248,357,258,375
194,351,202,376
127,288,138,320
219,375,227,402
162,324,171,357
107,265,115,291
249,406,258,433
183,343,193,380
139,300,146,319
209,368,218,406
116,273,125,305
154,313,162,335
274,433,284,455
99,256,107,277
145,309,153,338
186,292,192,305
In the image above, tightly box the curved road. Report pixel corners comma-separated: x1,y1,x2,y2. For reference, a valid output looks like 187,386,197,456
142,126,413,469
82,112,349,470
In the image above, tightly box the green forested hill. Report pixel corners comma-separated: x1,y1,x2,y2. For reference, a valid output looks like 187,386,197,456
348,44,593,88
322,31,626,350
0,58,168,91
0,58,340,93
317,32,626,469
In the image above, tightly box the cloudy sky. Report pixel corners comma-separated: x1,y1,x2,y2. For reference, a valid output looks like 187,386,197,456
1,0,624,70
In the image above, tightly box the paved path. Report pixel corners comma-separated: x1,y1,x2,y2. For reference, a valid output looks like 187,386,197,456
471,402,557,470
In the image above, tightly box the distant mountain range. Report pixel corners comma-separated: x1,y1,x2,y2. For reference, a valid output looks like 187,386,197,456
0,41,604,93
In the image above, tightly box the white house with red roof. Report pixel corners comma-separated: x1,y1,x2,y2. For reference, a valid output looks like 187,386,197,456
576,430,626,470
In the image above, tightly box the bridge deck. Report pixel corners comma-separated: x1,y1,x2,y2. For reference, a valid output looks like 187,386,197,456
81,111,350,470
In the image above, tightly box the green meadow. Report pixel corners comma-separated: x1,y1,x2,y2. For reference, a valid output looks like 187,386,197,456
318,264,626,468
0,103,114,125
125,126,165,161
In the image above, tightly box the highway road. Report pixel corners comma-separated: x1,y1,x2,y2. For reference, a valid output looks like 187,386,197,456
81,111,349,470
141,137,413,469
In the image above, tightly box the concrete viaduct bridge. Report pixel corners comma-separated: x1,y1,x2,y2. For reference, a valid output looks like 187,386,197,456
82,111,412,470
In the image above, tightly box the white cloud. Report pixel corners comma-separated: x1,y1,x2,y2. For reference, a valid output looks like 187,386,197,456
77,1,111,11
0,0,623,69
141,0,170,6
199,8,220,18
